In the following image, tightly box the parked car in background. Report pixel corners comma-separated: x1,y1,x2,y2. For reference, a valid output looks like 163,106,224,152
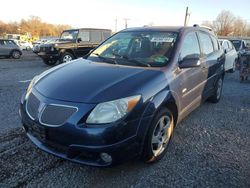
20,25,225,166
219,39,238,72
18,41,33,50
37,28,112,65
229,39,247,53
0,39,22,59
33,38,59,53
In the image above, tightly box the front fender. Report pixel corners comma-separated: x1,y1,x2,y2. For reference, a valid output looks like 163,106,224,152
143,89,173,117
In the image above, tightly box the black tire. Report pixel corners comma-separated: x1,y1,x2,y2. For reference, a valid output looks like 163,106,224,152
11,50,21,59
208,77,223,103
60,52,74,63
43,59,57,66
142,108,174,163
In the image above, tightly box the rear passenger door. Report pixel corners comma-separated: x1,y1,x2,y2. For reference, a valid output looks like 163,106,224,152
226,41,237,70
197,32,220,94
76,30,91,57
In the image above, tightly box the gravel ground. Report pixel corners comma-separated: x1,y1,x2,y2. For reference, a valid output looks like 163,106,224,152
0,51,250,188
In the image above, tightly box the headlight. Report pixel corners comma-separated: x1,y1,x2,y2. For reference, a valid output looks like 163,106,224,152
25,76,38,99
86,95,141,124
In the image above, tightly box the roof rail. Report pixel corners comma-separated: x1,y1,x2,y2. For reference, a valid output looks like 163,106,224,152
193,24,212,31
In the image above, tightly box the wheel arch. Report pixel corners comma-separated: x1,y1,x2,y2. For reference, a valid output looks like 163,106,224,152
143,89,179,126
9,49,22,56
59,49,76,58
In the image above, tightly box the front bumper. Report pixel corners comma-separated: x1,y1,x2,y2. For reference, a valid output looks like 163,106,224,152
20,90,153,166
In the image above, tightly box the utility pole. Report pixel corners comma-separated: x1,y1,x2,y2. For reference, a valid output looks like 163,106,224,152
114,19,117,33
124,18,130,29
184,6,189,26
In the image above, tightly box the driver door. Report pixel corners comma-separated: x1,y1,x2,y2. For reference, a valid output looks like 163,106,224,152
175,32,207,117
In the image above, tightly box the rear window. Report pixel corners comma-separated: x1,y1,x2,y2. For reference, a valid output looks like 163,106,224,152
198,32,214,55
230,40,241,51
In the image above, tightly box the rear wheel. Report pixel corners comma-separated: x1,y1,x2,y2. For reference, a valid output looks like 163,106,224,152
208,77,223,103
142,108,174,163
12,50,21,59
60,52,74,63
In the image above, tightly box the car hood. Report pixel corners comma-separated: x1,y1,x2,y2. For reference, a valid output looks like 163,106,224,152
34,59,167,103
39,40,71,47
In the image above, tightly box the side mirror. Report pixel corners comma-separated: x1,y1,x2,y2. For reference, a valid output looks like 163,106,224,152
179,56,201,69
77,38,82,43
224,49,227,54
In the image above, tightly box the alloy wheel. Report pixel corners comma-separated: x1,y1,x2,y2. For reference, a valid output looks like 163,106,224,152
151,115,173,157
63,55,73,63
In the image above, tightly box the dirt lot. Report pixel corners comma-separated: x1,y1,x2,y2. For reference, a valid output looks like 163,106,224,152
0,51,250,188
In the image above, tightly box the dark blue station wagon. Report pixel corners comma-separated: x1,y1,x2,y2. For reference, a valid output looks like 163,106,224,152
20,26,225,166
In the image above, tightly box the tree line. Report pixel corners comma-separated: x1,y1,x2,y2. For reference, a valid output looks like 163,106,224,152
0,16,71,37
203,10,250,37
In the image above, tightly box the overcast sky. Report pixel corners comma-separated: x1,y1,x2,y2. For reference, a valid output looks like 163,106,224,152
1,0,250,31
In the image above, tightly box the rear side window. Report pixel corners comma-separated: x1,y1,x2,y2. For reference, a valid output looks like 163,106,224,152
198,32,214,55
78,30,90,42
91,31,102,43
180,32,200,60
211,36,219,51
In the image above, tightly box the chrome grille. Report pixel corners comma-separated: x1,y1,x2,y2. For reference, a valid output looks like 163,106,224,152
26,93,77,126
26,92,40,120
40,104,77,126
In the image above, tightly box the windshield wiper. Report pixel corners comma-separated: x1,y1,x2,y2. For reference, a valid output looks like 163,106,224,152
92,53,118,64
112,52,151,67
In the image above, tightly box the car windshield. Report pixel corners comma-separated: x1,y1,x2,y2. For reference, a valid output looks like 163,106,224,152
230,40,241,51
60,30,78,41
88,31,178,67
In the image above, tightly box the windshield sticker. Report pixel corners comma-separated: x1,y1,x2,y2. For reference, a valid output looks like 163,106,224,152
151,37,174,43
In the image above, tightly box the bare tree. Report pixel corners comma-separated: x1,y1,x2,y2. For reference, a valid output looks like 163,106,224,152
213,10,235,36
233,17,247,36
202,10,250,37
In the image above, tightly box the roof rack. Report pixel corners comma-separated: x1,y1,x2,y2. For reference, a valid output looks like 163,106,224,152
193,24,212,31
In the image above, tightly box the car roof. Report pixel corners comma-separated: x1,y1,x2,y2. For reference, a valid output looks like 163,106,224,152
0,39,14,41
63,28,112,32
120,26,216,37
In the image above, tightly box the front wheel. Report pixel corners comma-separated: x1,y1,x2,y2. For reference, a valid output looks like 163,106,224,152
208,77,223,103
60,52,74,63
142,108,174,163
12,50,21,59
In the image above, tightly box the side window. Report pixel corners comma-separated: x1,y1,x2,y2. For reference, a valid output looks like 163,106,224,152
78,31,90,42
180,32,200,60
91,31,102,43
211,36,219,51
227,41,233,50
222,41,229,50
198,32,214,55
